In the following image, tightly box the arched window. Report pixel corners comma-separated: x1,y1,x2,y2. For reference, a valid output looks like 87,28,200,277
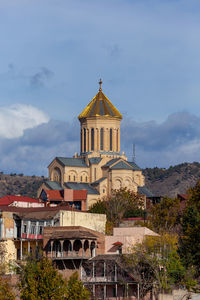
80,176,82,182
74,176,76,181
100,128,104,150
110,128,113,151
84,128,86,152
91,128,94,151
69,175,71,181
86,176,87,182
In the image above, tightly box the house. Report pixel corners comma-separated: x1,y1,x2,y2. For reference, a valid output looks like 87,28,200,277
0,195,44,208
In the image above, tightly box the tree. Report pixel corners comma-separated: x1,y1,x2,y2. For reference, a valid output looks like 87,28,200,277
149,197,181,233
18,257,68,300
179,180,200,274
0,277,15,300
89,188,145,227
124,234,187,299
18,258,90,300
66,272,90,300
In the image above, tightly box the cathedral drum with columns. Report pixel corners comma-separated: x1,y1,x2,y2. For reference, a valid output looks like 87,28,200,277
38,80,149,209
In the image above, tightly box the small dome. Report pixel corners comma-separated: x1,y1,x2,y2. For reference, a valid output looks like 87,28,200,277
78,82,122,120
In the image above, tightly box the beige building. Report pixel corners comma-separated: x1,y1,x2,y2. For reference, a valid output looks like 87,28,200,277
39,80,147,208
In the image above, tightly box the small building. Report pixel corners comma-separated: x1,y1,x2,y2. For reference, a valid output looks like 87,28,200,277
0,195,44,208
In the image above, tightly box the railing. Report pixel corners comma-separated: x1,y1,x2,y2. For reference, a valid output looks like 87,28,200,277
48,251,92,259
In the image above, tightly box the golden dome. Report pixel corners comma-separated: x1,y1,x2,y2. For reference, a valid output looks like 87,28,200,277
78,80,122,120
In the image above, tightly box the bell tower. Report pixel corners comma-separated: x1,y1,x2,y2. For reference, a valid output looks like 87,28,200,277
78,79,122,156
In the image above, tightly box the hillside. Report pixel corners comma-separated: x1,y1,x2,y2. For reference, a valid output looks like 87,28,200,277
0,172,45,198
143,162,200,198
0,162,200,199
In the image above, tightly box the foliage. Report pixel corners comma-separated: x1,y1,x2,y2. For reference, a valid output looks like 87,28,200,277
0,277,15,300
124,233,187,299
66,272,90,300
18,257,68,300
18,258,90,300
89,188,145,227
179,180,200,275
149,197,181,233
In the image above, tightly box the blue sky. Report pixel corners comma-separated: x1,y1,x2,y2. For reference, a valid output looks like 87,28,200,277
1,0,200,175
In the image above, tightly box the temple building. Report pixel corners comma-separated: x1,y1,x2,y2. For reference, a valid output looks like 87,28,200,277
38,80,148,208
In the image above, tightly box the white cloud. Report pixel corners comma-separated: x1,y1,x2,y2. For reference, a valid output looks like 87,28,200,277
0,104,49,139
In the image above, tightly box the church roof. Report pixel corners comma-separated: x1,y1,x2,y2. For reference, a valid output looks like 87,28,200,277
138,186,154,198
56,157,88,168
89,157,102,164
64,182,99,195
102,158,121,168
127,161,141,171
92,177,107,185
45,180,63,190
78,83,122,120
110,161,133,170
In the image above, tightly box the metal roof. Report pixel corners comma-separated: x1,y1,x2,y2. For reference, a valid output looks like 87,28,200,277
110,161,133,170
56,157,88,167
89,157,102,164
102,158,120,168
64,182,99,195
138,186,154,197
92,177,107,185
127,161,141,171
45,180,63,190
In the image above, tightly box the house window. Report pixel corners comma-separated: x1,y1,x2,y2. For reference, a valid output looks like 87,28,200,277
80,176,82,182
91,128,94,151
85,176,87,182
110,128,112,151
23,223,27,234
69,175,71,181
38,222,44,235
30,222,36,235
74,176,76,181
100,128,104,150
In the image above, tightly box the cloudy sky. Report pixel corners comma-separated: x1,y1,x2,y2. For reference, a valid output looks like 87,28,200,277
1,0,200,175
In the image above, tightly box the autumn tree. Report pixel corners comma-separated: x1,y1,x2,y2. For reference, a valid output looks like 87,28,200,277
124,234,187,299
89,187,145,227
149,197,181,233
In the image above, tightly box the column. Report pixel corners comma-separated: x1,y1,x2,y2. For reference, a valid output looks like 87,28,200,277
28,241,30,254
118,129,120,152
113,128,116,152
60,240,64,257
50,240,53,258
82,240,85,257
94,128,98,151
20,240,23,260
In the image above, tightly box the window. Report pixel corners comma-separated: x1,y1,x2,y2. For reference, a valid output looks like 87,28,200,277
91,128,94,151
80,176,82,182
23,223,27,234
84,128,86,152
74,175,76,181
110,128,112,151
80,129,82,152
85,176,87,182
38,221,44,235
30,222,36,235
94,168,96,181
45,220,52,227
69,175,70,181
100,128,104,150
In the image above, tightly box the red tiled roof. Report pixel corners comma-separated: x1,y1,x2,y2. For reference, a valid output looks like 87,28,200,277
0,195,40,206
45,190,63,201
113,241,123,246
177,194,189,201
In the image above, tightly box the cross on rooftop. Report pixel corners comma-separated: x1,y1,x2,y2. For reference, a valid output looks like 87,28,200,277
99,78,102,91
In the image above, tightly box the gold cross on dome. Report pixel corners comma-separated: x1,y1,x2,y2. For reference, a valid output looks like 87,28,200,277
99,78,102,91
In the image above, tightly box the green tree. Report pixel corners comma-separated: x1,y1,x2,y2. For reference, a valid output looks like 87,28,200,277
66,272,90,300
18,257,68,300
149,197,180,233
124,234,187,299
89,188,144,227
179,180,200,274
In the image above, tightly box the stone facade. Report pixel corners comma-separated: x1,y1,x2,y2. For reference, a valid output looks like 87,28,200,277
39,82,146,208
